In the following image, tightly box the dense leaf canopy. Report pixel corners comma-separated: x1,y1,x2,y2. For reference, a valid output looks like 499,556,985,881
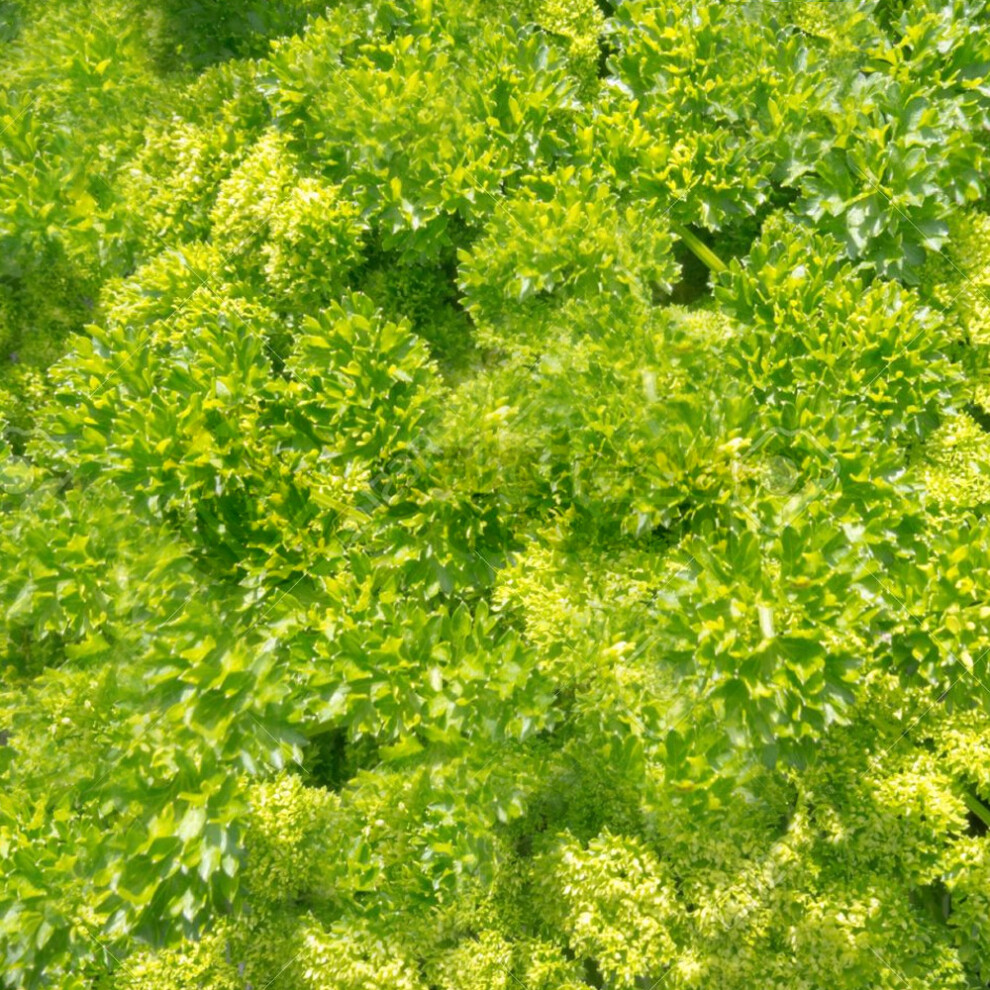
2,0,990,987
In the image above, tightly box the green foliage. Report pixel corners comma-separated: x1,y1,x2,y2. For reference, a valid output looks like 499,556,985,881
506,0,605,94
923,412,990,506
142,0,326,71
119,61,270,256
238,774,337,908
458,166,678,338
45,271,439,578
534,832,680,985
4,1,990,988
600,0,990,280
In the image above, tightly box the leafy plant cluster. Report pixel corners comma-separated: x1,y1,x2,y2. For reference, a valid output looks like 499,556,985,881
2,0,990,987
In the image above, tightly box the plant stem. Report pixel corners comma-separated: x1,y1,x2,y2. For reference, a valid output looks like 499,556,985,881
670,221,728,274
963,791,990,829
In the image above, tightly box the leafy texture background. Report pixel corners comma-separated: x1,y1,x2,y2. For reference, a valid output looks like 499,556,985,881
2,1,990,987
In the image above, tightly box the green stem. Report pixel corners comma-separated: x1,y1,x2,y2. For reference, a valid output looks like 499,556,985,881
963,791,990,829
670,221,728,274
